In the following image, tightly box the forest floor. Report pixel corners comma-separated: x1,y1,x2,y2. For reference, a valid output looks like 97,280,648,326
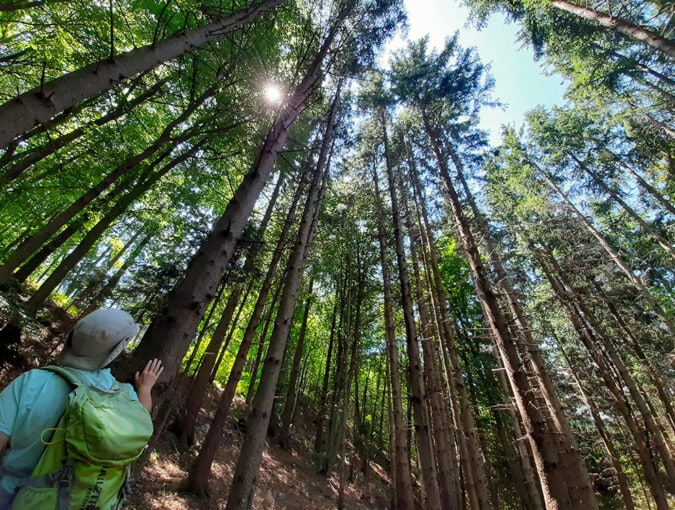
0,294,393,510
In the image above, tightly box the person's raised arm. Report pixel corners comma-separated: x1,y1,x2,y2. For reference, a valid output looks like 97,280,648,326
134,359,164,412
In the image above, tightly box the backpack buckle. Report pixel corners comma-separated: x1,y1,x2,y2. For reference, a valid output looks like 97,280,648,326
59,465,75,487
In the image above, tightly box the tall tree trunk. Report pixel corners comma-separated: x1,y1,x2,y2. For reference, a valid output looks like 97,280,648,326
173,173,286,444
408,144,491,510
555,335,637,510
549,0,675,58
422,113,596,509
120,22,342,384
403,183,462,509
446,142,595,507
245,283,282,404
545,249,675,487
0,0,287,149
382,110,442,510
492,354,545,510
592,280,675,434
314,292,338,454
279,279,313,449
537,251,671,509
225,94,333,509
372,162,416,510
175,289,243,446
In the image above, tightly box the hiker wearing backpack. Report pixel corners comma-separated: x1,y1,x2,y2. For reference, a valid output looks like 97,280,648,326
0,308,163,509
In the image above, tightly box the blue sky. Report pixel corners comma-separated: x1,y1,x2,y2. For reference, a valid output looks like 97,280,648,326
395,0,568,145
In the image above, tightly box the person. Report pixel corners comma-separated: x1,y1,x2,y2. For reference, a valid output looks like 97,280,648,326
0,308,163,508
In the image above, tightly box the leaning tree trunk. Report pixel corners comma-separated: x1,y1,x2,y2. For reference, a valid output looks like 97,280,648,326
225,103,333,510
11,218,85,284
372,161,416,510
322,268,352,475
549,0,675,58
0,78,168,187
314,291,338,454
173,173,286,445
0,0,287,149
592,279,675,434
119,20,342,385
546,250,675,487
175,289,243,446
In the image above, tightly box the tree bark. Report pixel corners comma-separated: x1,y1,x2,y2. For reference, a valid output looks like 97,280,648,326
173,173,286,444
550,0,675,58
225,91,334,509
314,292,338,454
382,112,442,510
545,250,675,488
0,0,287,149
372,160,416,510
176,290,242,446
403,182,462,509
120,20,341,385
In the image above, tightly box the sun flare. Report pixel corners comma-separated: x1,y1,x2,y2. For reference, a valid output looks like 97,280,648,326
263,83,283,105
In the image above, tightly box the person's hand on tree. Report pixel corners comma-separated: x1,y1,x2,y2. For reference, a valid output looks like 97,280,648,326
135,358,164,412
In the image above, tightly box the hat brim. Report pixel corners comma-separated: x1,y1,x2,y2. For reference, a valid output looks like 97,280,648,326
60,325,138,371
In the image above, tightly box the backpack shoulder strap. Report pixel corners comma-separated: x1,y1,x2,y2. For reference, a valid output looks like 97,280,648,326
41,366,121,394
40,365,83,388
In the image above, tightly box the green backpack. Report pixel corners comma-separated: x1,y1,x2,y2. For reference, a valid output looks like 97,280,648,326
12,366,154,510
